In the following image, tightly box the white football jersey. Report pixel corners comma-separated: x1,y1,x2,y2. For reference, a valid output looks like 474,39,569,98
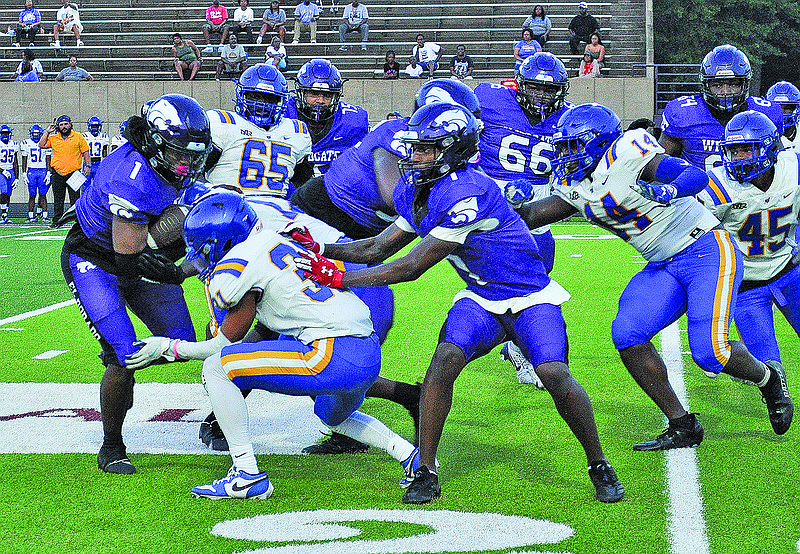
206,109,312,198
245,196,345,244
207,224,373,344
0,140,18,171
110,134,127,152
86,133,109,160
21,139,50,170
701,150,800,281
553,128,720,262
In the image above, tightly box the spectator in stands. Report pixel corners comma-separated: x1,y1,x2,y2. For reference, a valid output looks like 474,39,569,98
449,44,474,80
514,28,541,74
265,35,287,70
172,32,202,81
584,31,605,69
231,0,255,43
383,50,399,79
578,52,600,78
55,55,94,81
11,48,43,80
38,114,89,227
14,60,40,81
386,111,402,119
16,0,42,48
216,33,247,80
412,34,442,78
338,0,369,51
51,0,83,48
257,0,286,44
568,1,599,55
403,55,423,78
292,0,321,44
202,0,230,53
522,5,551,49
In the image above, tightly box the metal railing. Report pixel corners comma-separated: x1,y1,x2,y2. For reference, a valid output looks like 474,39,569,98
631,63,701,116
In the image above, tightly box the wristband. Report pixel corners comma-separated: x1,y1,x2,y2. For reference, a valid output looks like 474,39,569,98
172,339,181,360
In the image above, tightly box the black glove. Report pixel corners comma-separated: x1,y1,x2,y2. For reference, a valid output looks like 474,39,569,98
137,250,185,284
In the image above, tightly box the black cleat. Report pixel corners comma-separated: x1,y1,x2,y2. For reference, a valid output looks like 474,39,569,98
301,432,369,454
199,413,229,452
588,460,624,503
402,465,441,504
633,414,704,451
760,361,793,435
98,444,136,475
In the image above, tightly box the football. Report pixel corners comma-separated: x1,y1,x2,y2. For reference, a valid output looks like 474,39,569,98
147,204,189,253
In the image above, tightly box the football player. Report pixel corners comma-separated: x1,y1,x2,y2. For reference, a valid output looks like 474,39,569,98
659,44,783,170
765,81,800,150
475,52,571,387
285,59,369,182
21,124,52,223
85,116,109,188
126,190,424,499
110,120,128,153
698,111,800,365
60,93,212,474
0,124,19,224
204,63,312,198
295,102,625,505
513,103,793,451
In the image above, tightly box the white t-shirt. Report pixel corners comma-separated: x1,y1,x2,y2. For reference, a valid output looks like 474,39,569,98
233,6,254,24
16,59,43,76
342,3,368,25
413,42,441,64
403,63,423,77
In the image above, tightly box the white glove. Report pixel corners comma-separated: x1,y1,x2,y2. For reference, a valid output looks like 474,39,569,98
256,35,263,44
630,180,677,206
11,178,19,190
125,336,179,370
44,172,51,185
21,173,28,188
0,169,10,180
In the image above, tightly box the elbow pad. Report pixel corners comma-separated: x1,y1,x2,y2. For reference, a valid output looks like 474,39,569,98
654,156,708,197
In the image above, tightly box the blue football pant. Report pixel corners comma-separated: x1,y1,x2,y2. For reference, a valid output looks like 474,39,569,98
27,168,49,196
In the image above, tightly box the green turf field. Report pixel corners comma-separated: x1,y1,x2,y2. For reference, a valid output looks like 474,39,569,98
0,222,797,554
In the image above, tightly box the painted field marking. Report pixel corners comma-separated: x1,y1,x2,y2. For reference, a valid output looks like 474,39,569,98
661,323,710,554
0,228,65,240
33,350,69,360
0,299,76,327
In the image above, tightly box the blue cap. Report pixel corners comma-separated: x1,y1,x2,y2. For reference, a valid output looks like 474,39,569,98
57,115,71,124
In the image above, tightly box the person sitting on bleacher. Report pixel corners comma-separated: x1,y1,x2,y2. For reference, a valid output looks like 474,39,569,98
568,1,599,55
16,0,43,48
231,0,255,44
216,33,248,80
51,0,84,48
202,0,230,53
292,0,321,44
412,34,441,78
257,0,286,44
55,55,94,81
172,32,203,81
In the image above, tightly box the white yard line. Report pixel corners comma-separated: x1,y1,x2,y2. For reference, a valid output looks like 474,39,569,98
0,299,76,327
660,323,711,554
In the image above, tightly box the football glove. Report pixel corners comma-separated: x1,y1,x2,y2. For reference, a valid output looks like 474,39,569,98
21,174,28,188
294,252,345,288
137,250,186,284
11,178,19,190
504,179,535,209
0,169,11,180
630,180,677,206
125,337,179,370
279,223,323,254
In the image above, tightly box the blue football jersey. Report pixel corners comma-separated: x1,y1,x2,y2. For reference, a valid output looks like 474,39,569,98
660,95,784,170
393,168,551,301
285,98,369,175
76,143,178,251
475,83,570,185
323,117,409,231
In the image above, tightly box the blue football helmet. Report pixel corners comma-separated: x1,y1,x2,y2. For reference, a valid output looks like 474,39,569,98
142,93,212,188
0,125,12,143
294,59,344,123
183,190,259,280
398,102,480,191
516,52,570,119
29,124,44,142
720,110,780,183
119,119,128,135
552,103,621,185
700,44,752,113
765,81,800,131
87,116,103,136
234,63,288,128
413,78,481,117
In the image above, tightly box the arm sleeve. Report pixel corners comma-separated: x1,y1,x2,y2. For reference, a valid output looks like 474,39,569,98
654,156,709,197
175,331,233,361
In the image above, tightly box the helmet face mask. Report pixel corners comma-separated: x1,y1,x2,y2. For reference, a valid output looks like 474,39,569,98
294,59,343,123
0,125,12,143
235,63,289,128
552,103,621,185
29,124,43,142
142,93,212,188
721,110,780,183
87,116,103,136
516,52,569,119
700,44,752,113
765,81,800,131
182,190,259,280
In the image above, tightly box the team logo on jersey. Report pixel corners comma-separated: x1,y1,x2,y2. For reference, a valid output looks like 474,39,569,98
76,261,97,273
447,196,479,225
732,202,747,209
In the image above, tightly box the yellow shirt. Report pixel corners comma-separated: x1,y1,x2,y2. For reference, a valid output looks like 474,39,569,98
45,131,90,175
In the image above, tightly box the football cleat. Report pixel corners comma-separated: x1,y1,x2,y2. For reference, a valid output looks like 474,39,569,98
98,444,136,474
588,460,624,503
199,413,229,451
191,466,273,499
400,447,440,488
401,465,441,504
760,361,793,435
25,217,37,224
633,413,704,451
500,342,545,389
41,217,51,224
301,432,369,455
